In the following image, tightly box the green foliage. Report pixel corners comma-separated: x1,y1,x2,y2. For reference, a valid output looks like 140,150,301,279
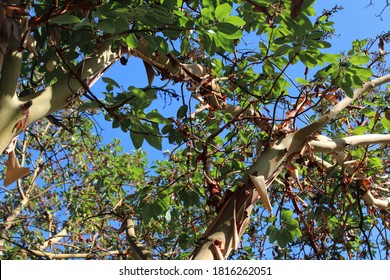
48,14,81,25
266,210,302,248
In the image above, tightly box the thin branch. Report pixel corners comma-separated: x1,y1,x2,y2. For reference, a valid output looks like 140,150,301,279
294,75,390,141
27,249,126,259
122,217,153,260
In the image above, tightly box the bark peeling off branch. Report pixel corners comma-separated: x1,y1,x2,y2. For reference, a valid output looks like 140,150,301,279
0,41,118,153
363,191,390,210
27,41,117,123
311,135,390,211
0,51,25,153
132,38,209,83
310,134,390,153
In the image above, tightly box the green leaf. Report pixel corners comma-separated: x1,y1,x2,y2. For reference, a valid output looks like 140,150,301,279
202,0,215,10
177,105,188,118
179,189,202,208
161,124,173,135
141,202,154,223
217,22,242,39
340,81,354,97
350,66,372,81
74,18,92,30
314,64,335,79
204,31,218,55
273,45,290,57
350,55,370,65
102,77,120,88
299,52,318,68
123,33,138,49
215,3,232,20
307,31,323,40
79,101,101,111
295,77,309,85
307,40,332,49
49,14,81,25
318,53,340,63
361,107,375,117
152,201,164,217
350,73,363,88
266,225,278,243
281,210,294,223
382,116,390,131
178,234,190,250
130,130,144,149
216,32,235,52
278,228,293,248
201,7,213,19
353,125,367,135
274,36,295,45
239,130,250,144
369,157,383,168
340,61,352,68
146,110,171,125
223,16,246,27
128,87,156,111
145,134,162,150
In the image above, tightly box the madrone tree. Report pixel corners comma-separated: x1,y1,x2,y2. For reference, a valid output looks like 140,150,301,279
0,0,390,260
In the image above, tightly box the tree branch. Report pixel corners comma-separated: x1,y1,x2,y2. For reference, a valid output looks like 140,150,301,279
0,41,118,153
309,134,390,153
0,195,29,255
192,74,390,259
294,74,390,140
38,227,68,251
123,217,153,260
26,249,127,259
309,134,390,211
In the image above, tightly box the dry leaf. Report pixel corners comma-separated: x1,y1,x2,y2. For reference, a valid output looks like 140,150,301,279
379,37,385,56
4,151,30,186
143,61,155,86
249,175,273,214
287,163,303,190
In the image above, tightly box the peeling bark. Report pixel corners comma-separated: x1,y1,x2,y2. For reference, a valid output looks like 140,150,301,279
0,41,118,153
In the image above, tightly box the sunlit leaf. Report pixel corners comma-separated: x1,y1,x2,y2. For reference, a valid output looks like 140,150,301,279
295,77,309,85
223,16,246,27
215,3,232,20
350,55,370,65
146,110,171,125
123,33,138,49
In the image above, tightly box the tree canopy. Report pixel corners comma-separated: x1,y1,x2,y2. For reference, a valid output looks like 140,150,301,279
0,0,390,260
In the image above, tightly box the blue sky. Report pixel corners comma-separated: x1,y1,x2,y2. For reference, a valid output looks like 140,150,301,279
89,1,390,160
